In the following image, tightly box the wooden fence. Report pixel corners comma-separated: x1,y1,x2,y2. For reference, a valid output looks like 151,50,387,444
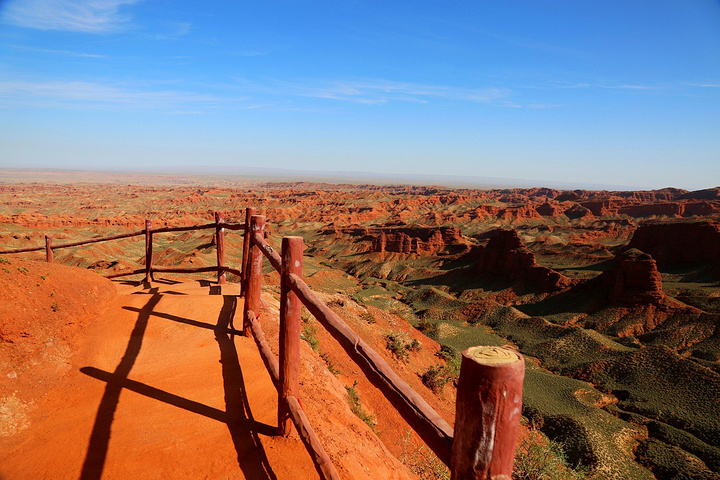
0,212,244,283
1,207,525,480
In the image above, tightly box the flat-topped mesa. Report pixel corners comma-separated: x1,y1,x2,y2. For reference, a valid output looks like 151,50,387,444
626,221,720,266
474,229,571,291
607,248,665,305
372,226,465,255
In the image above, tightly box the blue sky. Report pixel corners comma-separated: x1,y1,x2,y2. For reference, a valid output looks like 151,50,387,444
0,1,719,189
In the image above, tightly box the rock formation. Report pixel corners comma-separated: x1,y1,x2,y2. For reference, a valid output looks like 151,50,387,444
606,249,665,305
371,226,464,255
626,221,720,266
474,229,571,291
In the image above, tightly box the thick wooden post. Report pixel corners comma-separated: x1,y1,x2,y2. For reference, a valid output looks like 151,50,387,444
215,211,226,285
242,215,265,337
45,235,53,263
241,207,256,295
144,219,153,283
450,346,525,480
279,236,303,437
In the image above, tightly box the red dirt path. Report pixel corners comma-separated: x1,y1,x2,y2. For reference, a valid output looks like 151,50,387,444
0,261,414,479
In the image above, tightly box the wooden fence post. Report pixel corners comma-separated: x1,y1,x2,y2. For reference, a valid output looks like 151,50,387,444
242,214,265,337
279,236,303,437
241,207,256,295
145,219,153,283
45,235,53,263
450,346,524,480
215,211,226,285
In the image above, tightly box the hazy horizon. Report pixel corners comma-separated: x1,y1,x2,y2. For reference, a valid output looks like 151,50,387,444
2,166,714,192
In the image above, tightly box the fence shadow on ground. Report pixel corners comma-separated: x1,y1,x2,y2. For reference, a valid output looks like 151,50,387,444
80,292,277,480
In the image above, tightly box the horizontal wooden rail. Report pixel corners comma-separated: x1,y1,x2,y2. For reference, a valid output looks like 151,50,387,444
285,272,454,466
286,395,341,480
0,230,146,255
246,221,454,466
220,222,246,231
105,268,147,279
247,310,280,390
0,245,45,254
151,221,245,234
252,232,282,272
151,223,216,234
151,266,219,274
1,216,246,282
247,308,338,480
223,267,243,278
53,230,145,249
0,221,246,255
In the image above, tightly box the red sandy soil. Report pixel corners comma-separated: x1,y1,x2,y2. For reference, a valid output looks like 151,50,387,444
0,260,415,479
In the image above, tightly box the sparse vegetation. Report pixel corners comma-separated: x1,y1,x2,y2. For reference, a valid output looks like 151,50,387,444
319,352,340,375
0,257,10,264
346,380,375,431
397,430,449,480
436,345,455,361
17,266,28,275
301,324,320,352
421,364,455,393
385,331,420,362
416,318,439,339
50,301,60,312
513,431,588,480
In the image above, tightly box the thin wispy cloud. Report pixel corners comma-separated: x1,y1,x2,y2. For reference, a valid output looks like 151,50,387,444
602,84,660,90
2,0,142,33
0,78,235,111
557,82,660,90
155,22,192,41
229,51,270,57
0,43,106,58
242,78,510,105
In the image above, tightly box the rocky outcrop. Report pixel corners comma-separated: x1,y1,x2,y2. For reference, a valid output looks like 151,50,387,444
372,226,464,255
324,225,467,255
580,199,620,216
497,205,541,220
535,202,565,217
606,249,665,305
564,204,594,220
626,221,720,266
474,229,571,291
681,187,720,200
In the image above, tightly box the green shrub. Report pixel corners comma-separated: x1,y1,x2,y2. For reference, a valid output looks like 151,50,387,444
416,318,439,340
513,434,588,480
320,352,340,375
386,332,409,361
346,380,376,431
386,332,424,361
301,324,320,352
436,345,456,362
421,364,457,394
